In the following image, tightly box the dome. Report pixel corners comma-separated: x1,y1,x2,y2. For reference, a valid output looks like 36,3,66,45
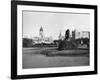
40,27,43,31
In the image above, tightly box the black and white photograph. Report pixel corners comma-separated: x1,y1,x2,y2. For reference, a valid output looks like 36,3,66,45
11,1,97,79
22,11,90,69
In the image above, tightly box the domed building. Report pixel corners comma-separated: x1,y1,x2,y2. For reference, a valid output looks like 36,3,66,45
33,26,53,44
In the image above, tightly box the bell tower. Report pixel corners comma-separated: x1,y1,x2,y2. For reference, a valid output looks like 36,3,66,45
39,26,44,42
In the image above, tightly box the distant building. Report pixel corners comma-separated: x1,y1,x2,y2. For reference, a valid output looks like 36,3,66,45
39,27,44,40
81,31,90,38
72,30,90,39
75,31,81,39
57,29,90,41
71,30,76,40
58,32,64,40
33,26,53,44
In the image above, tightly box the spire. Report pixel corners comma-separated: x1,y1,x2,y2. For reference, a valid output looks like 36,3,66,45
59,32,62,40
39,26,44,39
40,26,43,31
59,32,62,37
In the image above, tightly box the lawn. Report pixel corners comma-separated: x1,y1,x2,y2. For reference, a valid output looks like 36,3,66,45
23,47,89,69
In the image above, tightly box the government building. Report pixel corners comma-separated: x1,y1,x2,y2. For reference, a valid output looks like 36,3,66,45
32,27,53,44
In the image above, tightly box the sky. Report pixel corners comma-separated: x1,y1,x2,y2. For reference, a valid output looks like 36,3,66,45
23,11,90,40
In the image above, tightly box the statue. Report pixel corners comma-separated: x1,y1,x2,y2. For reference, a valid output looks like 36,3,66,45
65,29,70,40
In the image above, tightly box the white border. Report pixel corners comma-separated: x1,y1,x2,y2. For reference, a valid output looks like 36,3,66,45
17,5,94,75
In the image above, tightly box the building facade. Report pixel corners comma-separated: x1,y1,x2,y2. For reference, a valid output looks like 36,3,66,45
75,30,90,39
33,27,53,44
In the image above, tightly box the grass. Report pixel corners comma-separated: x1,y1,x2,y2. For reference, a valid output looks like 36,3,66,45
23,47,89,57
23,47,89,68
